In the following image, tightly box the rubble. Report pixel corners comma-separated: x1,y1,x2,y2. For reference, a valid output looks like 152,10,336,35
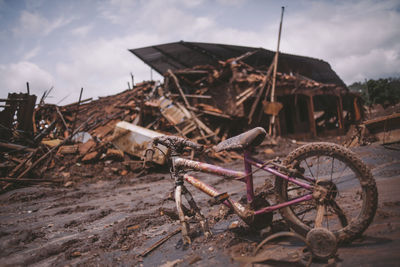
0,50,386,192
112,121,169,165
345,112,400,147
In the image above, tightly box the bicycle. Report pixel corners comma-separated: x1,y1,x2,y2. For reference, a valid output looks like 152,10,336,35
148,127,378,246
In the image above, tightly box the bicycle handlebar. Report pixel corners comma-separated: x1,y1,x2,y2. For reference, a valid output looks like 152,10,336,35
153,135,203,154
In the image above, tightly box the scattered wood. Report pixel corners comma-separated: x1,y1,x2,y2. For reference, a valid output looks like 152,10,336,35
82,151,100,163
139,228,181,257
0,142,35,152
78,140,96,155
57,145,79,155
16,115,93,179
0,50,365,190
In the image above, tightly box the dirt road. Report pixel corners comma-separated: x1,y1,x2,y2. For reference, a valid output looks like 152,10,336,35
0,142,399,266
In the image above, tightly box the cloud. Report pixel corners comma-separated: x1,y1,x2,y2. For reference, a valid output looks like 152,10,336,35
71,24,93,37
216,0,245,6
22,46,41,61
52,32,162,103
42,0,400,104
97,0,138,25
12,10,73,37
278,0,400,83
2,0,399,105
0,61,54,99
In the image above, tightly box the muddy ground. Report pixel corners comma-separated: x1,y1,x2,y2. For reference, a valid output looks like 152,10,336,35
0,140,399,266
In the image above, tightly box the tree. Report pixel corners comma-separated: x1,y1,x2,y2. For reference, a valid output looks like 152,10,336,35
348,77,400,108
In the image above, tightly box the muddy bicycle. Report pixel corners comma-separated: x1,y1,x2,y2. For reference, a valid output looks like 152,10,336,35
148,127,378,246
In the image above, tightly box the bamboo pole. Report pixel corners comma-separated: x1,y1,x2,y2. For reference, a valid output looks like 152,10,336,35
269,6,285,136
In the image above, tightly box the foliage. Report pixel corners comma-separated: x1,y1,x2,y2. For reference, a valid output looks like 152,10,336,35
348,77,400,108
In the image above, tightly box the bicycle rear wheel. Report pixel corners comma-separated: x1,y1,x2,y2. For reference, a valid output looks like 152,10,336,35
275,142,377,243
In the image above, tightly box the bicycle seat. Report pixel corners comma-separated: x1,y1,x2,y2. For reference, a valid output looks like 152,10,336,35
213,127,267,152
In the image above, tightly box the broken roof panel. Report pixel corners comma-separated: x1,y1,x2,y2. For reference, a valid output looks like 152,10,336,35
129,41,346,86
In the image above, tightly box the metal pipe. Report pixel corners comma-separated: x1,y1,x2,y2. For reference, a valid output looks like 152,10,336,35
254,194,313,215
184,174,231,208
245,157,313,190
244,150,255,203
184,174,220,197
175,185,190,244
184,174,250,219
175,157,246,178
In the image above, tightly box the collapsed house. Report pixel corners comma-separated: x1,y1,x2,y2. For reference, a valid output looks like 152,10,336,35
130,41,363,138
0,41,367,189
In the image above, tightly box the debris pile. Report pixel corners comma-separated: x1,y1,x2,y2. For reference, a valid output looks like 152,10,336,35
345,112,400,147
0,53,364,190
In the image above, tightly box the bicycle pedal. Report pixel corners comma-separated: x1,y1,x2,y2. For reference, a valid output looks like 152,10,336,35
208,192,230,206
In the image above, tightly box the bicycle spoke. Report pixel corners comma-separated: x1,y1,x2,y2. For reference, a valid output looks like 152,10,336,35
330,157,335,182
333,164,350,184
335,174,360,187
304,158,315,180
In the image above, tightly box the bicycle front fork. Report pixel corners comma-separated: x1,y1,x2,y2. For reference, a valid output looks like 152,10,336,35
174,179,212,244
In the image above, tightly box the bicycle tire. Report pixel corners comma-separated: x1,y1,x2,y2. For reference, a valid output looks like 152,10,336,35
275,142,377,243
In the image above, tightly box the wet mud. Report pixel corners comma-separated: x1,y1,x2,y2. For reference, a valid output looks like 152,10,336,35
0,142,399,266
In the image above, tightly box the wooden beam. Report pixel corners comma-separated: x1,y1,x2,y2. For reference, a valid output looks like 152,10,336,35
0,142,35,152
337,95,344,129
307,95,317,137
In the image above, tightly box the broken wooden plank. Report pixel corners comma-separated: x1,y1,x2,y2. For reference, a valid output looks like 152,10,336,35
248,74,270,123
139,228,181,257
0,142,36,152
187,106,231,119
16,115,94,179
56,106,69,131
8,152,34,177
57,145,79,154
167,70,208,139
170,93,212,99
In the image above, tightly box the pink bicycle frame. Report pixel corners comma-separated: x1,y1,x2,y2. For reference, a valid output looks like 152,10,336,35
173,150,314,217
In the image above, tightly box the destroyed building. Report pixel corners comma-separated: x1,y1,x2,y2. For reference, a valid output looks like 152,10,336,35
130,41,363,138
0,41,368,189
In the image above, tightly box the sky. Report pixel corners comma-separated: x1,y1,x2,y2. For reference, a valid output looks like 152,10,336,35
0,0,399,105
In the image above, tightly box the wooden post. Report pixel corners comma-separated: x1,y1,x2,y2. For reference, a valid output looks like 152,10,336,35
308,95,317,137
337,95,344,130
269,6,285,136
71,88,83,135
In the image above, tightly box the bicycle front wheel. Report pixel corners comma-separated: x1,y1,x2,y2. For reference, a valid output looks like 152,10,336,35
275,142,377,243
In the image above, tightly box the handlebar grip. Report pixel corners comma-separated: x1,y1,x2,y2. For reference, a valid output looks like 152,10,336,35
153,136,203,152
183,139,204,152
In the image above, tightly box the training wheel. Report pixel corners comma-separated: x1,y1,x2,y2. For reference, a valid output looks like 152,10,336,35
306,228,337,260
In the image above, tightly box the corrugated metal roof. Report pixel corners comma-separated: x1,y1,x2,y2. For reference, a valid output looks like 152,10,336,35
129,41,345,86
